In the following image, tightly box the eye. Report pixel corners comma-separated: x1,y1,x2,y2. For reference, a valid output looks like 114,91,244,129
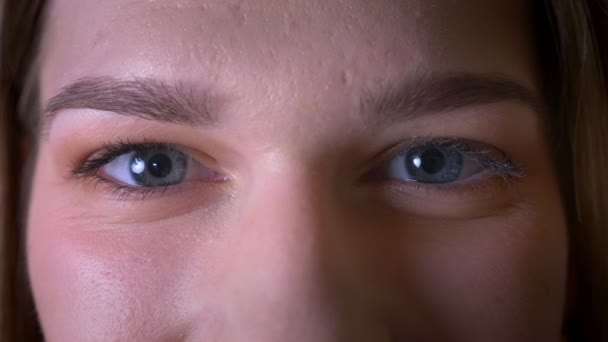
100,146,189,187
75,142,225,189
388,144,480,183
375,138,520,184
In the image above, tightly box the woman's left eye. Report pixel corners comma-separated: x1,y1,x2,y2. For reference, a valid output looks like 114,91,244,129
375,139,519,184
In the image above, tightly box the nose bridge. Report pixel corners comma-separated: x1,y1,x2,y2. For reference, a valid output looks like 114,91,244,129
222,161,342,339
239,162,332,291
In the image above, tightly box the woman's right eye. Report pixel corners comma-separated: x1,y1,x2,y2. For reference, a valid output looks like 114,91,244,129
100,147,187,187
77,143,226,189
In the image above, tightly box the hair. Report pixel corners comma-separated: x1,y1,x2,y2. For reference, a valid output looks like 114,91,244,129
1,0,607,341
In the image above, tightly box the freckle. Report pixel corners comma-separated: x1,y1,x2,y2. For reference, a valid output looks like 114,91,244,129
230,3,247,26
341,70,353,86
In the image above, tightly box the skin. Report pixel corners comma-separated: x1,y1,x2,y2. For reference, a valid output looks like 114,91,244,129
28,0,568,341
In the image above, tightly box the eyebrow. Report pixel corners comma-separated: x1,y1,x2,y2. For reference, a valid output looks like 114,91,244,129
43,73,544,131
43,76,222,129
359,72,545,125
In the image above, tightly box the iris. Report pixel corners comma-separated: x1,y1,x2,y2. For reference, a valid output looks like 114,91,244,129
404,145,464,183
129,149,187,187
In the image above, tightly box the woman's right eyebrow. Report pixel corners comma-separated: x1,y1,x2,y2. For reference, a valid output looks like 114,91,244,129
42,76,224,130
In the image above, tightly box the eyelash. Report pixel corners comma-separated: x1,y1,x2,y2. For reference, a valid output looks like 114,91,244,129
70,137,525,201
71,139,182,200
367,137,525,195
388,136,523,177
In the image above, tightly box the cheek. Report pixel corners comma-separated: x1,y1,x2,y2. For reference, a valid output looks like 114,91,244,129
27,149,568,341
26,169,222,340
419,215,565,337
341,203,567,340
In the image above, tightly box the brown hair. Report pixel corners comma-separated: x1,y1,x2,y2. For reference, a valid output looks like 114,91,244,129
1,0,607,341
0,1,44,340
547,1,608,339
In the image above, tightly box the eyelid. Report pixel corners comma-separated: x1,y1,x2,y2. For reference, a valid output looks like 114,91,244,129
373,137,470,162
363,136,525,182
71,138,224,177
70,140,229,201
72,140,168,177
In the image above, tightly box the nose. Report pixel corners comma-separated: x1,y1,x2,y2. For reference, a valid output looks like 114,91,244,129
226,164,342,341
213,162,385,341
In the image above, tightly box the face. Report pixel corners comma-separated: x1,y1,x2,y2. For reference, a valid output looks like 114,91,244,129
28,0,568,340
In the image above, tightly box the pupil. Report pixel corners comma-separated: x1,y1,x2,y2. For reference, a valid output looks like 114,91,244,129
148,154,173,178
419,148,445,174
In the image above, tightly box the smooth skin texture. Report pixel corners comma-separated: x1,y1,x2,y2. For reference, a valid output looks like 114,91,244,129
28,0,567,341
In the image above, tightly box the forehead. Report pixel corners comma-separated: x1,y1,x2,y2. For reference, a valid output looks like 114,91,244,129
40,0,537,104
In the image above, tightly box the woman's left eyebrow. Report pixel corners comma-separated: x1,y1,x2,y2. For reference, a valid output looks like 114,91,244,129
358,72,546,126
